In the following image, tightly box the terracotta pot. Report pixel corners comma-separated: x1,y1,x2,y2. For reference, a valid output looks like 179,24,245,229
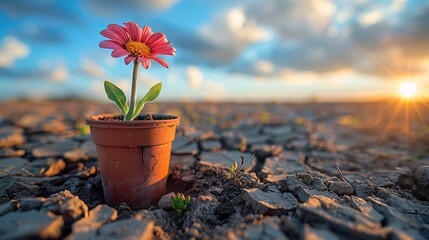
86,113,180,209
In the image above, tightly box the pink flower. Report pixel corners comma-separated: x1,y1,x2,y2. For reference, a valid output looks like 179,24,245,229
99,22,175,69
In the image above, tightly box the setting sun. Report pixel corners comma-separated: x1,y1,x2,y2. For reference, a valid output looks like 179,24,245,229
399,82,417,98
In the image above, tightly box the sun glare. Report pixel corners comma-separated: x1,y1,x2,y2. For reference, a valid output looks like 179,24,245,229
399,82,417,98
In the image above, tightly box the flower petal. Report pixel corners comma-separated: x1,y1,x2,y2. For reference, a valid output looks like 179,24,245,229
151,51,175,56
99,40,123,50
151,46,176,56
124,56,135,65
140,57,151,69
112,48,130,58
141,26,153,43
149,57,169,69
146,32,167,47
107,24,129,43
124,22,142,42
150,43,174,51
100,29,126,45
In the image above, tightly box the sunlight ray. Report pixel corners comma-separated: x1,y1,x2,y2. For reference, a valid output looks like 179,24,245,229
376,97,400,115
405,99,410,157
406,99,410,135
364,96,400,127
411,100,428,128
377,99,404,145
416,97,429,109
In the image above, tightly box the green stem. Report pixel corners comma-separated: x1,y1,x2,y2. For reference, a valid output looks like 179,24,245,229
125,59,140,120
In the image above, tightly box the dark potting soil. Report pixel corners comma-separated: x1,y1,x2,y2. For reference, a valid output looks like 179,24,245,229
97,114,177,121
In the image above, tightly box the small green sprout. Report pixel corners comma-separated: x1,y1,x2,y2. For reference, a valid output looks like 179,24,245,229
226,155,253,186
260,111,272,123
76,122,90,135
171,193,191,215
230,162,238,173
294,117,306,126
207,116,217,126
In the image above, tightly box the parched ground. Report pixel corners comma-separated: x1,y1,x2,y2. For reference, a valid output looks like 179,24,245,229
0,99,428,239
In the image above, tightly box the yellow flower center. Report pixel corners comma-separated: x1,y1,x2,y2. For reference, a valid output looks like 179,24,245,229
125,41,150,57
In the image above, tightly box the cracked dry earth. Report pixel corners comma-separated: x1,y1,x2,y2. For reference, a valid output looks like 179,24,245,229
0,100,428,240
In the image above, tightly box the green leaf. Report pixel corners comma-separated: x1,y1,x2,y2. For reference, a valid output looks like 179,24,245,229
104,81,128,115
143,82,163,102
130,82,162,120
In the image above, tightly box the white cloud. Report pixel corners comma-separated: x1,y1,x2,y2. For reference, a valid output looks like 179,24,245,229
186,65,203,90
147,0,177,10
0,37,29,67
311,0,336,21
184,65,224,99
138,73,161,88
201,7,271,46
189,7,271,64
117,79,130,92
276,68,359,87
278,68,319,84
104,56,117,67
81,57,105,78
166,73,177,84
359,9,384,26
91,80,104,96
228,8,246,31
48,65,69,82
255,60,274,74
245,0,336,40
203,79,224,92
390,0,407,13
355,0,369,4
201,79,224,101
336,10,351,23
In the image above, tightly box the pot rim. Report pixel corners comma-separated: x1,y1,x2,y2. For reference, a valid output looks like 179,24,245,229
86,113,180,129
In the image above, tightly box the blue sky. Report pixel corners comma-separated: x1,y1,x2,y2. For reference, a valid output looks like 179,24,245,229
0,0,428,102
